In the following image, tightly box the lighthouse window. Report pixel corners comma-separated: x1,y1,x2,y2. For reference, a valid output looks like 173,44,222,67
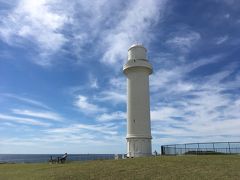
133,119,135,123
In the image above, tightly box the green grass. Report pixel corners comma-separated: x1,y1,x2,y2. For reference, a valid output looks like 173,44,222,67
0,155,240,180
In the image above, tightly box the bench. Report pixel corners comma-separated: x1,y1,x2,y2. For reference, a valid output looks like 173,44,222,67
49,153,67,164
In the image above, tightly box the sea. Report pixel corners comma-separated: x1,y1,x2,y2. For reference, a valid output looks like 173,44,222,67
0,154,116,164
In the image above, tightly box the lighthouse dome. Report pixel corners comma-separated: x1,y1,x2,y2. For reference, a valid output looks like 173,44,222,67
128,44,147,61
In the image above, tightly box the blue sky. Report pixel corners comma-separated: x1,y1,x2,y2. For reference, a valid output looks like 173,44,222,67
0,0,239,154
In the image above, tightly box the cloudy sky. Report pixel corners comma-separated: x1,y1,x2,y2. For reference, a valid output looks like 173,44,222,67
0,0,239,154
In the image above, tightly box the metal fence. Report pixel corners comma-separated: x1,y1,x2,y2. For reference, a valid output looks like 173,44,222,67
161,142,240,155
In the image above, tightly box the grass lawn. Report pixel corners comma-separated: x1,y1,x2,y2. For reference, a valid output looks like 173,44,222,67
0,155,239,180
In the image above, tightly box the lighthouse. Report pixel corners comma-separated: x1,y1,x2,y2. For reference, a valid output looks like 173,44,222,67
123,44,153,157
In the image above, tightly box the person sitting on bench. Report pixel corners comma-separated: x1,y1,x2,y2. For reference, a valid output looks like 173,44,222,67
49,153,68,163
58,153,67,163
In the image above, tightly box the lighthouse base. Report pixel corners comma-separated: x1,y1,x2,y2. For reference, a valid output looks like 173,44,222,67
127,137,152,157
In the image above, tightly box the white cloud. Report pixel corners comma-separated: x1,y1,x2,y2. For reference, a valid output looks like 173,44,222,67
97,111,126,122
166,31,201,53
0,115,124,153
150,55,224,93
0,132,126,153
69,77,126,109
90,79,98,89
0,114,50,126
2,93,50,109
220,0,239,6
109,77,126,91
0,0,69,66
74,95,106,114
94,77,126,104
101,0,168,66
96,91,126,104
216,35,229,45
44,122,119,138
0,0,169,67
12,109,63,121
224,13,230,19
175,81,195,92
150,69,240,143
89,74,99,89
149,51,240,144
150,69,179,92
74,123,118,135
151,107,181,121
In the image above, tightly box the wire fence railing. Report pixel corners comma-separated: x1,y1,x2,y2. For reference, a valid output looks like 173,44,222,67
161,142,240,155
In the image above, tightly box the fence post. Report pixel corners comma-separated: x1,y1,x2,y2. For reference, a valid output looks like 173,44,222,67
228,142,231,154
213,143,215,153
197,143,200,155
175,145,177,155
161,146,164,155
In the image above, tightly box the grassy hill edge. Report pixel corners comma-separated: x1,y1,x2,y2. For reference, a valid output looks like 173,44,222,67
0,155,239,180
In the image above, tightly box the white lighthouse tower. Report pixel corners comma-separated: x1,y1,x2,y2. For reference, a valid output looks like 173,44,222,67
123,44,153,157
